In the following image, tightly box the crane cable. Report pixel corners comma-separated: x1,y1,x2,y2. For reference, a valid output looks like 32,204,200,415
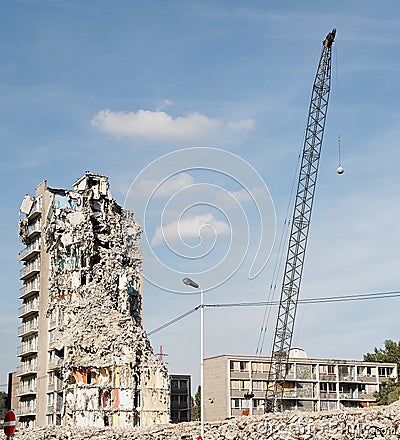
334,42,344,173
255,149,302,355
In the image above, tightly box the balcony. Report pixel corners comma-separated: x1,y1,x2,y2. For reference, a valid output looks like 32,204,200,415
16,364,37,377
48,357,63,370
15,405,37,417
27,199,42,220
20,242,41,261
19,280,40,299
20,261,40,280
53,380,63,392
26,221,41,239
18,322,38,337
339,391,358,400
319,373,337,381
319,392,337,399
357,375,376,383
18,301,39,318
16,383,37,396
339,375,355,382
17,343,38,357
283,391,298,398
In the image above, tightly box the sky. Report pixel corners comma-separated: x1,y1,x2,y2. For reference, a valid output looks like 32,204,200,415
1,0,400,393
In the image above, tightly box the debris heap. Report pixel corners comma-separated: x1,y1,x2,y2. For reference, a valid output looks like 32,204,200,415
13,399,400,439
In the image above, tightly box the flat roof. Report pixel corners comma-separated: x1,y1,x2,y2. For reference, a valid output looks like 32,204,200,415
205,354,397,367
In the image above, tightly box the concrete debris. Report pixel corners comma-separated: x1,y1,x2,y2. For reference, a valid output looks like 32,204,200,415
18,173,169,428
13,399,400,439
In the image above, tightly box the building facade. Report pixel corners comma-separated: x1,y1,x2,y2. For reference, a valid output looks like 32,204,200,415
169,375,191,423
204,350,397,421
16,173,169,429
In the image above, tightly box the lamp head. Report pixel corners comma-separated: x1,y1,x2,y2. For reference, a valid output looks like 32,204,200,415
182,277,200,289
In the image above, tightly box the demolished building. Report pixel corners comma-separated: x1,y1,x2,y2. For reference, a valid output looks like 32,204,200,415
16,172,169,429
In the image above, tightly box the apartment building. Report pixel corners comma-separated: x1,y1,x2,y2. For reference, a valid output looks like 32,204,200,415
169,375,191,423
204,350,397,421
16,173,169,429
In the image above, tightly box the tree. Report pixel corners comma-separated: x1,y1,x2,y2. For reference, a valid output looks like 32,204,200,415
0,391,8,420
364,339,400,405
191,385,201,421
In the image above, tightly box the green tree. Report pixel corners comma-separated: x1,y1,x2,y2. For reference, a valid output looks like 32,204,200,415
0,391,8,420
191,385,201,421
364,339,400,405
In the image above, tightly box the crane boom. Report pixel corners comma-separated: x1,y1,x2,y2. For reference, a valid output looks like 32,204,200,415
265,28,336,413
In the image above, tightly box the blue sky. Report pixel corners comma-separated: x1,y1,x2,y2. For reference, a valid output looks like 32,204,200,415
1,0,400,392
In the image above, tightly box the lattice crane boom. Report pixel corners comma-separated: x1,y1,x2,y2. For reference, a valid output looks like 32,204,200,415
265,28,336,413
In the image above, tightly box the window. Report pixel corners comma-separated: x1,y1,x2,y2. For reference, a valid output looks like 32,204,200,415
179,380,188,389
171,380,179,388
378,367,394,377
240,361,249,372
230,361,240,371
327,365,335,374
230,360,249,372
358,384,366,394
251,362,269,373
252,399,264,409
320,382,336,393
180,395,188,404
320,364,336,375
230,380,250,390
231,380,240,390
252,381,264,391
231,398,241,409
47,393,54,405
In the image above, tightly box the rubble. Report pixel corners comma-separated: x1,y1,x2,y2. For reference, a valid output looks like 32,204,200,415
18,173,169,428
13,399,400,439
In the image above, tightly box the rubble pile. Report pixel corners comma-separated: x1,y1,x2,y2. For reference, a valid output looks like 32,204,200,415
13,399,400,439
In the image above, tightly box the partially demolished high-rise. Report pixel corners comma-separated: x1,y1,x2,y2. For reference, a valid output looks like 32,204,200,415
17,173,169,429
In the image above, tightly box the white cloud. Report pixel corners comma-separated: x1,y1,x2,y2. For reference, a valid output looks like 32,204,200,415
151,213,230,246
227,119,255,131
91,108,255,143
156,99,174,111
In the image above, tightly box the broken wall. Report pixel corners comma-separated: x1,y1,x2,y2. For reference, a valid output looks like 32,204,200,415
42,173,169,427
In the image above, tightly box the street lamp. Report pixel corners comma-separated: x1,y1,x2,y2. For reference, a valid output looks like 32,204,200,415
182,277,204,440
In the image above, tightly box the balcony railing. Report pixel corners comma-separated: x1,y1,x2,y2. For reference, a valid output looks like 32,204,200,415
26,221,41,238
18,321,38,337
48,358,63,370
16,364,37,377
19,280,40,299
17,343,38,357
27,199,42,219
339,375,355,381
15,404,37,417
20,241,41,261
16,383,37,396
340,391,358,400
20,260,40,280
18,301,39,318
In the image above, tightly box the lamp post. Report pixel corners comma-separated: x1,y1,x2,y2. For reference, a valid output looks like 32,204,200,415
182,277,204,440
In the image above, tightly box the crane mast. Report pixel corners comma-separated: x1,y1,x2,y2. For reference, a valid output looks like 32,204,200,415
265,28,336,413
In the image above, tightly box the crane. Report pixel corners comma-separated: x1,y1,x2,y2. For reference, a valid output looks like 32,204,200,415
264,28,336,413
